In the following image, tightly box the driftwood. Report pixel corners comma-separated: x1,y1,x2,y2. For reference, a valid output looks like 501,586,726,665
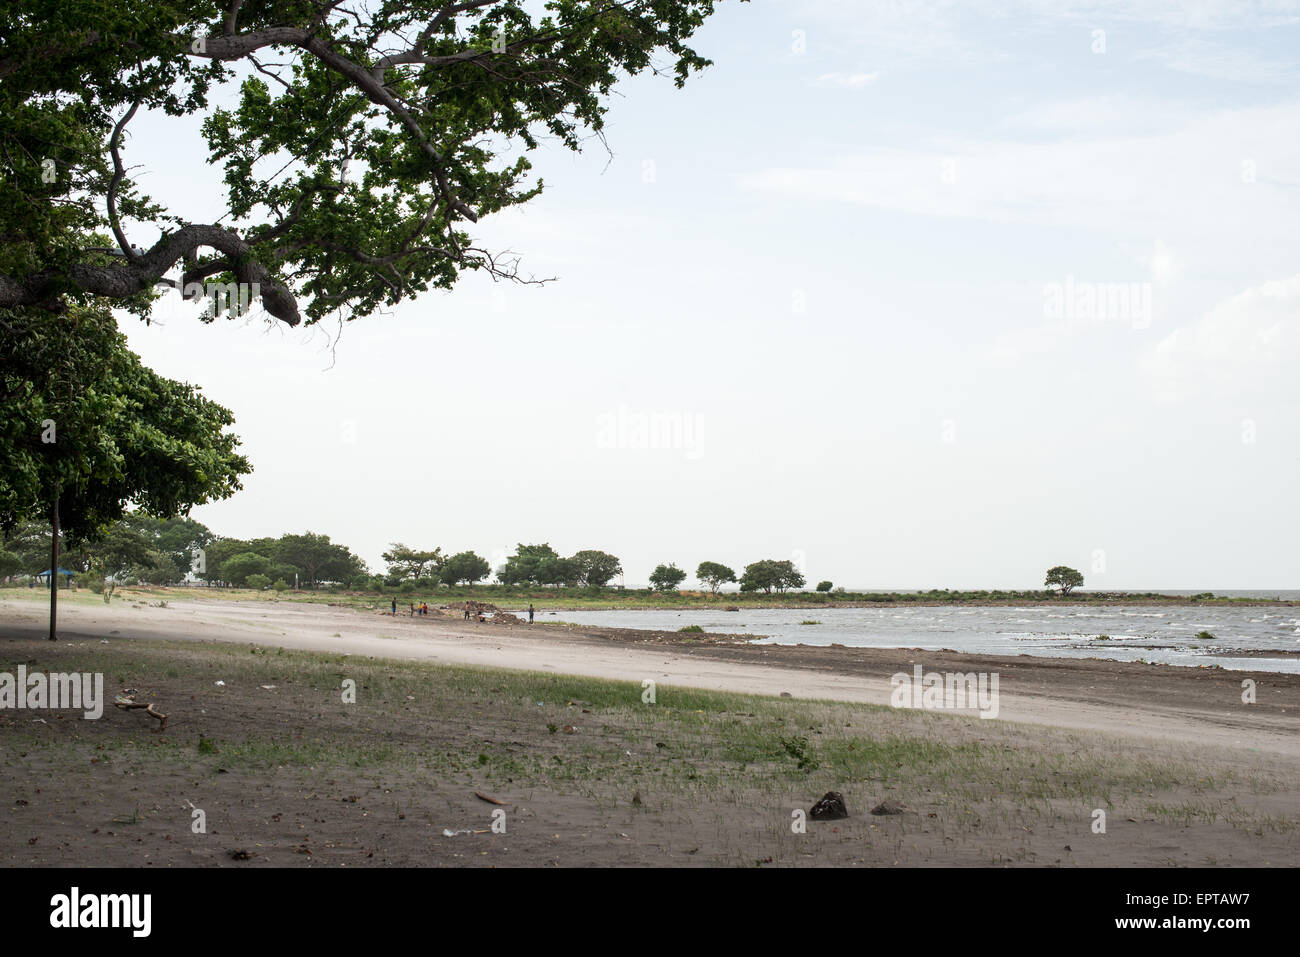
113,693,167,731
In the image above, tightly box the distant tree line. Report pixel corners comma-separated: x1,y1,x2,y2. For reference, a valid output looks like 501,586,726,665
1,514,826,595
0,514,364,592
1,510,1097,601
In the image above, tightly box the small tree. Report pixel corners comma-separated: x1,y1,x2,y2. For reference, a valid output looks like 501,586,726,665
740,559,804,594
222,551,272,587
245,573,271,590
440,551,491,586
816,580,833,592
382,543,443,582
499,544,560,586
696,561,736,595
0,549,21,581
572,550,622,587
86,523,153,602
1045,565,1084,596
648,564,687,592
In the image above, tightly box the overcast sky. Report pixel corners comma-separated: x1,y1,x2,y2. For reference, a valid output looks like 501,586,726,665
115,0,1300,590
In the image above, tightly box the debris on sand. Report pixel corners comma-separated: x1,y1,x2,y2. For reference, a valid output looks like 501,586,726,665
474,792,507,806
810,791,849,820
870,800,909,816
113,693,167,731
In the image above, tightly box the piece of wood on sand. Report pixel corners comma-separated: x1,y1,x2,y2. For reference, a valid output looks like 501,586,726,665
114,693,168,731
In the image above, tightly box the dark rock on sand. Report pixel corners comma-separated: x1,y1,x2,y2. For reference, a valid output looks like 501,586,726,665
809,791,849,820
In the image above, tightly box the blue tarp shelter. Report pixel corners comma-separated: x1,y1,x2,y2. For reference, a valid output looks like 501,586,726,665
35,567,76,587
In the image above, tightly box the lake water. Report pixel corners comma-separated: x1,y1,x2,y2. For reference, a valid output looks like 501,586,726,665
545,604,1300,673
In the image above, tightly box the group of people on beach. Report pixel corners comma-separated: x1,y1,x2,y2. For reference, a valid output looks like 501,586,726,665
388,599,432,616
386,597,535,624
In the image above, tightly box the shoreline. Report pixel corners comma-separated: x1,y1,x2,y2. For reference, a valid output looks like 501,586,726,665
3,594,1298,758
9,585,1299,613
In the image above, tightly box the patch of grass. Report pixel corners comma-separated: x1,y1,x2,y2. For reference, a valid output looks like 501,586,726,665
778,734,819,772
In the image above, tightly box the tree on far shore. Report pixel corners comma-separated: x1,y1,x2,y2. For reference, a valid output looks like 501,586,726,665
440,551,490,586
739,559,805,594
498,543,559,585
1045,565,1084,595
279,532,365,588
572,550,622,588
649,564,687,592
696,561,736,595
382,543,443,582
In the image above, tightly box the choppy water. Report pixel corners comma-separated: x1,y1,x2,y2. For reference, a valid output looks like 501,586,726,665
547,604,1300,673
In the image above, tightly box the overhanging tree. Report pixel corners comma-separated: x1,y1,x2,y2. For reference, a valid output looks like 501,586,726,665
1,1,733,325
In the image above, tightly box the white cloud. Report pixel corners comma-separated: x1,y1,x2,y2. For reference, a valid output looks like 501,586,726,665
1144,239,1183,287
811,72,880,89
735,103,1300,265
1136,38,1300,83
1142,274,1300,403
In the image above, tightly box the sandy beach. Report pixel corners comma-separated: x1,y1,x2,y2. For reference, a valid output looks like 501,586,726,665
2,592,1298,867
3,594,1296,756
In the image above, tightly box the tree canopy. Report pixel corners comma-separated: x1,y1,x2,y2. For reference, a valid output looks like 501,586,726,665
572,549,621,587
439,550,490,585
695,560,735,594
383,542,443,581
1,0,732,325
738,559,805,594
0,303,250,542
648,562,685,592
1045,565,1084,596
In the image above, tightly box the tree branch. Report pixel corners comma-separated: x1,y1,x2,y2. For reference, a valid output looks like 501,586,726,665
0,225,300,324
106,100,141,262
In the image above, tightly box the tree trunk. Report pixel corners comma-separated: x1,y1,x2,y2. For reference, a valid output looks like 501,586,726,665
48,485,59,641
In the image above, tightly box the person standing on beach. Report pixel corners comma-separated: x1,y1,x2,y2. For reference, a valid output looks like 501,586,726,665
391,597,397,616
528,604,535,624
